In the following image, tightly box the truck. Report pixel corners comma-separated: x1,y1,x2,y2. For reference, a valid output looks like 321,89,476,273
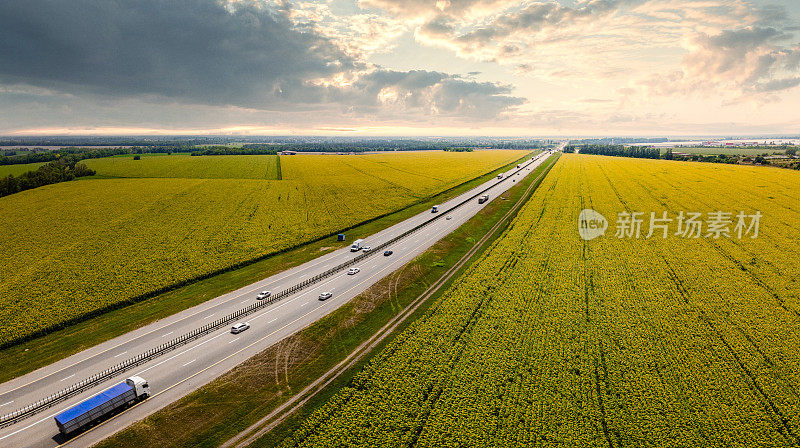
54,376,150,437
431,205,439,213
478,195,489,204
350,239,364,252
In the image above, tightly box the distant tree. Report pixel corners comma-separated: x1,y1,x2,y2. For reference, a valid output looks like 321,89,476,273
133,155,141,160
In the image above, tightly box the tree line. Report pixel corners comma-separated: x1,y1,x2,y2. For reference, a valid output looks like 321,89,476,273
0,156,96,198
564,145,661,159
190,145,279,156
0,147,130,165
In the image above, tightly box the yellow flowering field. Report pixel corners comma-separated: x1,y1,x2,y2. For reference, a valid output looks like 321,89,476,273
83,153,280,179
0,150,523,346
281,154,800,447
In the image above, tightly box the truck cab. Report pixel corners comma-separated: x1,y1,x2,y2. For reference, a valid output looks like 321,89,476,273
432,205,439,213
127,376,150,399
350,239,364,252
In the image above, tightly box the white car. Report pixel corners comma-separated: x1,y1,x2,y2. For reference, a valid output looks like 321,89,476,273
348,267,360,275
446,216,452,220
256,290,271,300
318,292,333,301
362,246,371,252
231,322,250,334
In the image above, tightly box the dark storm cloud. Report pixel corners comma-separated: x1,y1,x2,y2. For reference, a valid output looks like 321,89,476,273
0,0,357,106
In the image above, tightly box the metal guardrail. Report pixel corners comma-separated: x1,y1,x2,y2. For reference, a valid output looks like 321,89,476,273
0,153,548,429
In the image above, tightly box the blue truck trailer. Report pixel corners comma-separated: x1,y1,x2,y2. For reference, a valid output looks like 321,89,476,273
54,376,150,437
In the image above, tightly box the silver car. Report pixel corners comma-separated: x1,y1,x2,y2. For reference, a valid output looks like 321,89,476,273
231,322,250,334
318,292,333,301
348,267,360,275
256,290,271,300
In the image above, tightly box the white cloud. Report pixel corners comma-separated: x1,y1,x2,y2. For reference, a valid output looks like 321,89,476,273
633,26,800,99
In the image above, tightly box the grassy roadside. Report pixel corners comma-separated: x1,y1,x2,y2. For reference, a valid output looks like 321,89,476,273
0,151,534,384
91,153,559,448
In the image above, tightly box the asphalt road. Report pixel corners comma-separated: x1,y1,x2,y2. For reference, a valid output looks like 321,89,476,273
0,150,553,448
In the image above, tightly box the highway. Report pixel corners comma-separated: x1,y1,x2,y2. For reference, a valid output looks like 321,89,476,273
0,151,553,447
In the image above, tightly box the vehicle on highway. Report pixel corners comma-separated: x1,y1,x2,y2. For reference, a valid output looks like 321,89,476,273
319,292,333,301
348,267,360,275
54,376,150,437
256,290,271,300
432,205,439,213
362,246,371,252
446,216,452,220
497,174,504,179
478,194,489,204
350,239,364,252
231,322,250,334
384,250,393,256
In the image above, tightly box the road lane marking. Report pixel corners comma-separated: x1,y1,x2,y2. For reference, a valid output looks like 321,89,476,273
113,351,128,358
268,319,276,323
228,338,240,344
246,271,347,323
162,331,174,337
1,401,13,407
204,314,214,319
182,360,196,367
137,333,227,375
60,375,74,382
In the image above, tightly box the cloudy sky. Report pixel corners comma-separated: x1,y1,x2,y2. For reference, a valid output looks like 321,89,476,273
1,0,799,136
